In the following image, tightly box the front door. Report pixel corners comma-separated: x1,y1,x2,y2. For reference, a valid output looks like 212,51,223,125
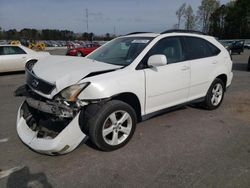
143,37,190,114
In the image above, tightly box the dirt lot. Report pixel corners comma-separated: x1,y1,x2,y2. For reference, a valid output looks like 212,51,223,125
0,50,249,188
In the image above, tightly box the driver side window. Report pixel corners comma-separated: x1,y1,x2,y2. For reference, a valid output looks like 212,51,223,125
138,37,184,69
149,37,184,64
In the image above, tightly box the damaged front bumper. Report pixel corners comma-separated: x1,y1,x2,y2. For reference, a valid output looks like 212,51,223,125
16,87,87,155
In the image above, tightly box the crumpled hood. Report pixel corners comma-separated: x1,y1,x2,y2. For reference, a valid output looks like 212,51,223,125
33,55,121,92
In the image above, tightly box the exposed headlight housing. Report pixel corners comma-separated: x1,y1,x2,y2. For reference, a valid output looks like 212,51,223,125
60,82,90,102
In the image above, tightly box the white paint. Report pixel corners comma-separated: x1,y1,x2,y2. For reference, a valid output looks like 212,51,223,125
0,44,50,73
0,138,9,143
0,165,25,179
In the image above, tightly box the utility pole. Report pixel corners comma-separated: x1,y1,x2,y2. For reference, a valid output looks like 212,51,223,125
86,8,89,33
114,26,116,36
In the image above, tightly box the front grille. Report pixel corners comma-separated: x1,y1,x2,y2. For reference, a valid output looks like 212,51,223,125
26,67,55,95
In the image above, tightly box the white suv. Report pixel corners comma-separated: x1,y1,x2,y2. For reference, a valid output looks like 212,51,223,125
16,30,233,155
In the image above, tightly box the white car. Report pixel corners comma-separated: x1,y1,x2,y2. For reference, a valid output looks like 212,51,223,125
16,30,233,155
0,45,50,73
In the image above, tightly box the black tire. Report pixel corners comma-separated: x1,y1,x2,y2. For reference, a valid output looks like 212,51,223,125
84,100,137,151
203,78,225,110
247,56,250,71
76,51,83,57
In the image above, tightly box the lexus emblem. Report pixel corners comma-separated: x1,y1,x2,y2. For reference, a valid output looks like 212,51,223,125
31,79,39,88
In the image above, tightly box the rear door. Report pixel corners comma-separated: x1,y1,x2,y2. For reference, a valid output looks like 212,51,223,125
183,36,221,101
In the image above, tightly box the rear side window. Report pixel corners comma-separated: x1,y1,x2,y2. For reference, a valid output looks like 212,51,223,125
184,37,220,60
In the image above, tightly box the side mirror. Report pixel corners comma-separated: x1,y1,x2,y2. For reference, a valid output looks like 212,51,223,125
148,54,167,67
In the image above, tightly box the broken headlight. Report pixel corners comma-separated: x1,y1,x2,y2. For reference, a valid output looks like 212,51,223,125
60,82,90,102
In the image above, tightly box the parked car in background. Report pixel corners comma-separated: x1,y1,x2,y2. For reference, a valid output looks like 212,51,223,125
66,43,100,56
228,40,245,54
0,45,50,73
244,42,250,49
15,30,233,155
0,40,8,45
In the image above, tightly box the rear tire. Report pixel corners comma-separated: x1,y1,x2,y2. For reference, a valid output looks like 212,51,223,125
76,51,83,57
247,56,250,71
84,100,137,151
203,78,225,110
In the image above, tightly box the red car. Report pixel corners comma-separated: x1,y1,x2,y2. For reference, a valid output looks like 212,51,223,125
67,43,100,57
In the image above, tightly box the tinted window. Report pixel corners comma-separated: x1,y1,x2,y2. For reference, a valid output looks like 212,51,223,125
1,46,26,55
0,47,3,55
148,37,184,64
184,37,220,60
206,41,221,56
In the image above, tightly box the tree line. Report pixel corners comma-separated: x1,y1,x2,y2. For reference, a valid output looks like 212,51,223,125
175,0,250,39
0,27,114,41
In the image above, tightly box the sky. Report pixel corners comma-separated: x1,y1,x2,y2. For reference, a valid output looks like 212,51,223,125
0,0,230,35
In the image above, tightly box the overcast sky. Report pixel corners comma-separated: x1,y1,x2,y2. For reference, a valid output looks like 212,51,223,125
0,0,230,35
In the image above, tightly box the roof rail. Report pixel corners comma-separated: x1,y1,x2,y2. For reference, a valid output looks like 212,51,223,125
161,29,207,35
125,32,153,35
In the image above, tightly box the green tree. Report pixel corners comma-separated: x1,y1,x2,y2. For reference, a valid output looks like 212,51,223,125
197,0,220,33
105,33,110,41
209,0,250,39
224,0,250,39
184,5,196,30
209,5,227,38
176,3,186,29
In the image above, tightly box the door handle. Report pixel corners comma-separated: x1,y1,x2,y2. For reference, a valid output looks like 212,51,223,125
181,66,190,71
22,57,26,59
212,61,218,64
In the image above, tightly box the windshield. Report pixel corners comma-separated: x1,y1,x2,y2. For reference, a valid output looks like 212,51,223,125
87,37,153,66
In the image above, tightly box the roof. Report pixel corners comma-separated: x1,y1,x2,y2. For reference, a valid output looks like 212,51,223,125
124,29,210,38
123,33,159,38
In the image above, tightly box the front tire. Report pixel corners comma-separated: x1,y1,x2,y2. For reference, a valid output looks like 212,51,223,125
203,78,225,110
85,100,137,151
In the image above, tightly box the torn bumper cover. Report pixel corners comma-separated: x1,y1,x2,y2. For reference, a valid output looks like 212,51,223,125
16,98,87,155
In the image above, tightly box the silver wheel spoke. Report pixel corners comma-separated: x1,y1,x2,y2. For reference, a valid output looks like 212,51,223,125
111,131,119,145
211,95,215,103
214,96,219,104
212,88,216,94
215,84,220,92
120,126,131,135
109,113,117,124
103,126,113,137
118,112,129,124
217,90,222,96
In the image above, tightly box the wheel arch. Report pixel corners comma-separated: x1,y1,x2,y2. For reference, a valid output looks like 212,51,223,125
26,59,38,64
78,50,85,56
215,74,227,90
111,92,142,122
